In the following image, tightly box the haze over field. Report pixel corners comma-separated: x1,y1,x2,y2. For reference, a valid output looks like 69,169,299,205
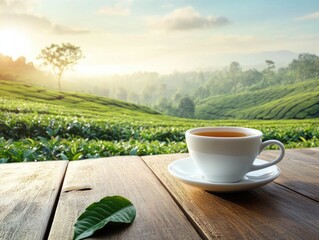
1,0,319,75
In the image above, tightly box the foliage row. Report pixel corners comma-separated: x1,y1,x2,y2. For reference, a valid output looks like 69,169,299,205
1,110,318,163
0,80,318,163
196,79,319,119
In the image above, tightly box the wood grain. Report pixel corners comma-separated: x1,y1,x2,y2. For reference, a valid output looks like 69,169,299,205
48,156,201,240
142,152,319,240
259,148,319,201
0,161,68,240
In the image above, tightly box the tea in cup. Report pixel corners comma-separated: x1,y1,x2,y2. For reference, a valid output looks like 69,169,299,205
185,127,285,183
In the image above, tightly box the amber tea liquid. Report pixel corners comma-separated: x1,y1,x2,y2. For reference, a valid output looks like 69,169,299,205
194,131,248,137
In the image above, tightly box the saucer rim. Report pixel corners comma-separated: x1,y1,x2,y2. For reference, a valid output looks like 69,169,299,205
167,157,281,191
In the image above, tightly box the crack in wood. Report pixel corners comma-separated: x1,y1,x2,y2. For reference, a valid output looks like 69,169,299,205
63,186,92,193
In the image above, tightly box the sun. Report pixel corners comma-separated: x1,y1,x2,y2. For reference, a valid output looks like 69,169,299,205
0,28,30,59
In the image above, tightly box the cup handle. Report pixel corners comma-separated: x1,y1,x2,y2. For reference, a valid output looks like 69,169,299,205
250,140,285,171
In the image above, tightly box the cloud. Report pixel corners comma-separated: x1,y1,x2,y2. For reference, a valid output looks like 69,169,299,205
298,11,319,20
0,12,90,34
0,1,89,35
97,6,130,16
53,24,90,35
0,0,38,13
150,6,229,31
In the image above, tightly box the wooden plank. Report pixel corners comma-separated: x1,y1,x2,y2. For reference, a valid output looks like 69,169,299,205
48,156,202,240
260,147,319,165
311,148,319,153
0,161,68,240
142,153,319,240
259,148,319,201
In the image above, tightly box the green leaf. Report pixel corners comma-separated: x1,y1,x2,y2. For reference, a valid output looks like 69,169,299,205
59,153,68,160
73,196,136,240
72,152,83,160
129,146,138,155
299,136,307,143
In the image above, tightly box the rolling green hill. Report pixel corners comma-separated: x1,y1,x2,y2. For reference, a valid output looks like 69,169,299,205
0,79,160,118
195,79,319,120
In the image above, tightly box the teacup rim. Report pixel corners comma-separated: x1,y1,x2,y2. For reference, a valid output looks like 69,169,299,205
186,126,262,139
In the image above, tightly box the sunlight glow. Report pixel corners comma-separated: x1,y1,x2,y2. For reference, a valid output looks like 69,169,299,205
0,29,30,59
70,64,143,77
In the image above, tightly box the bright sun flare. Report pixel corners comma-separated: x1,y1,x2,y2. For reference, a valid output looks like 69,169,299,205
0,29,30,59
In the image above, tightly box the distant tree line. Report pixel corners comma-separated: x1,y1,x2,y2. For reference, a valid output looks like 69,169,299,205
0,54,37,81
0,53,54,85
99,53,319,118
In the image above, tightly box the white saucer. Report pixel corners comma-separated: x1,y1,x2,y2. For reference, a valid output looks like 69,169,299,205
168,157,281,192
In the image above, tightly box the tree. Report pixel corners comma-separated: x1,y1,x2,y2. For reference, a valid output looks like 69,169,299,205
37,43,84,91
228,61,242,93
229,61,242,74
242,69,263,87
288,53,319,80
128,92,140,104
265,60,275,72
117,88,128,101
156,97,171,113
173,93,182,103
142,85,156,106
178,96,195,118
193,86,210,100
262,60,276,87
142,90,152,106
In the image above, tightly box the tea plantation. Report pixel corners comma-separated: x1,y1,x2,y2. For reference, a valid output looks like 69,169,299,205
196,79,319,119
0,80,318,163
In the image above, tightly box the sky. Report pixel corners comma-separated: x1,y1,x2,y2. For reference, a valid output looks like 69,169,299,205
0,0,319,75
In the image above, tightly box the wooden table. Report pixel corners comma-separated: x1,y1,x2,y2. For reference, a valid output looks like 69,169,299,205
1,148,318,240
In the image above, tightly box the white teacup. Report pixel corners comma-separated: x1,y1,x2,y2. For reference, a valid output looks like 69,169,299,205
185,127,285,183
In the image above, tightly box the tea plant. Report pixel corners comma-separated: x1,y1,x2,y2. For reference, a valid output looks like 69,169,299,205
0,87,318,163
